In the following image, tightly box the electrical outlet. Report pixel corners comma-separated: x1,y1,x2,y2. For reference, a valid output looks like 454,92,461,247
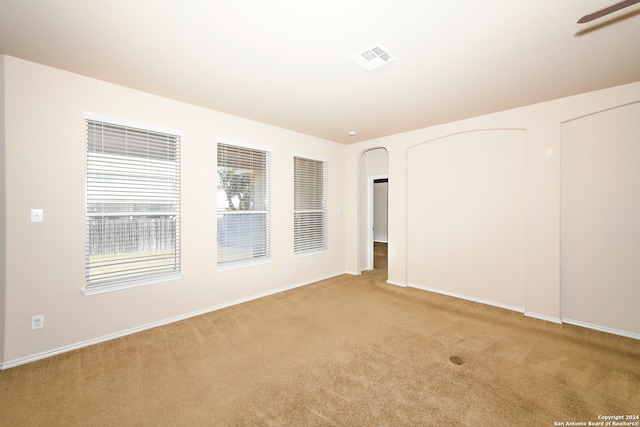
32,315,45,330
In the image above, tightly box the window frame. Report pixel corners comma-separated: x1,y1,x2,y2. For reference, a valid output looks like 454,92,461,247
83,112,183,295
216,138,272,269
293,154,328,256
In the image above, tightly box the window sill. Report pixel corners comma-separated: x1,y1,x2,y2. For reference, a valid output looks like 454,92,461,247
294,248,330,258
217,258,273,272
82,273,184,296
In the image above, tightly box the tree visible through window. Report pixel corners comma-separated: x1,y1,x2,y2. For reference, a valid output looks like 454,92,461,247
85,118,181,290
294,156,327,254
217,142,270,266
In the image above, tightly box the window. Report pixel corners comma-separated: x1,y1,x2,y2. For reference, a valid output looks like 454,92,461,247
217,142,270,266
294,156,327,254
85,117,181,292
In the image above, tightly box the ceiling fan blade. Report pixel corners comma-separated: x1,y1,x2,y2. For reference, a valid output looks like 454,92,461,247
578,0,640,23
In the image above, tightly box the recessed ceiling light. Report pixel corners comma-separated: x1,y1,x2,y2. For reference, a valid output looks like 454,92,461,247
348,130,357,136
351,44,397,72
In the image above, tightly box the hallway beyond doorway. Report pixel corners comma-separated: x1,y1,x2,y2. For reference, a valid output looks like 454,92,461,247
374,242,387,270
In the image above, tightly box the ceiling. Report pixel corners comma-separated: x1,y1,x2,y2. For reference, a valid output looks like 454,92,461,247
1,1,639,144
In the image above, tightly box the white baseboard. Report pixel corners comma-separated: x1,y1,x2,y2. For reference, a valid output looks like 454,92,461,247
407,282,525,313
386,279,407,287
0,271,348,370
6,273,636,370
405,284,638,340
562,318,640,341
524,312,562,324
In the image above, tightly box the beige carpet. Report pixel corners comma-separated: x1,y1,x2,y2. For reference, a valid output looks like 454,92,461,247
1,260,639,426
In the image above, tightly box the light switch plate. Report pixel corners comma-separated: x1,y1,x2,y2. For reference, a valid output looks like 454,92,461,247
30,209,44,223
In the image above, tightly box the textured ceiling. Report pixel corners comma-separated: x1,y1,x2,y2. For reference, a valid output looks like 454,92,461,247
1,0,639,143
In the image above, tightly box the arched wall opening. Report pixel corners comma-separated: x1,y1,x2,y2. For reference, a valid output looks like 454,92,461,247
357,147,388,274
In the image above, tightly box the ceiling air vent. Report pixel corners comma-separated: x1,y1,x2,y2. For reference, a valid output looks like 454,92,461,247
351,44,397,71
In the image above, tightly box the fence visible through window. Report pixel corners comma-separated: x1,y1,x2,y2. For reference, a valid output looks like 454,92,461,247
85,116,181,289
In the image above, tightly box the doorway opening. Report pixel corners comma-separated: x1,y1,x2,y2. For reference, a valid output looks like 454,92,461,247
358,147,388,277
371,177,388,270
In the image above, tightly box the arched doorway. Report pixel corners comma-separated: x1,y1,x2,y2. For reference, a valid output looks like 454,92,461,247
358,148,388,275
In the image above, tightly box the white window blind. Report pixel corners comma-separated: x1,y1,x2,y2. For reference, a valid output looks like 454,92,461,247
85,119,181,289
294,156,327,254
217,142,270,266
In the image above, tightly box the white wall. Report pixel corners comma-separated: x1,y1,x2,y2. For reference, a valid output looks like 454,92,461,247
0,56,346,366
0,55,6,362
560,102,640,333
346,80,640,338
407,130,526,310
373,181,387,243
